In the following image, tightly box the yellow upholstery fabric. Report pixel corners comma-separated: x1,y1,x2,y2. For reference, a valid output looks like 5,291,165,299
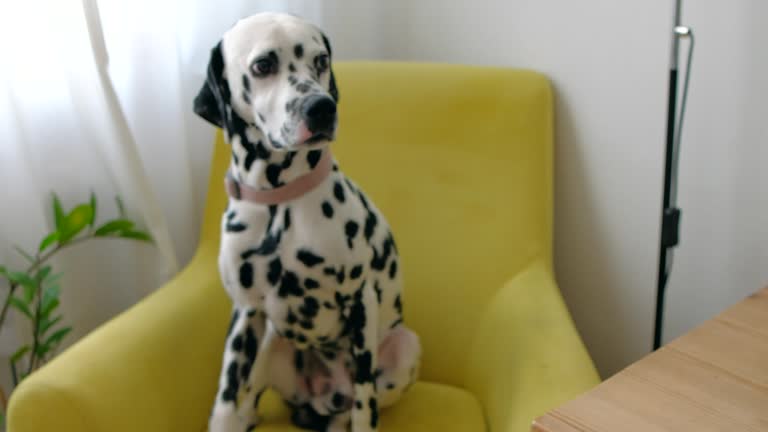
7,62,599,432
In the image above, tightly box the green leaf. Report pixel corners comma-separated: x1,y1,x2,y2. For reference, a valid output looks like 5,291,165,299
13,246,35,263
39,231,60,252
9,297,33,319
115,195,126,217
89,191,98,227
120,230,153,242
94,219,134,236
52,192,66,230
7,271,34,287
40,297,60,319
40,315,63,335
10,345,31,363
43,326,72,349
0,265,6,276
59,204,94,243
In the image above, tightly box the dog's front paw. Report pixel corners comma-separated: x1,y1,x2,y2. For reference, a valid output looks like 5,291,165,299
209,409,260,432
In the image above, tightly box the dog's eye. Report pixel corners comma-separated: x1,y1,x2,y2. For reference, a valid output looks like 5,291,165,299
314,54,329,73
251,57,276,77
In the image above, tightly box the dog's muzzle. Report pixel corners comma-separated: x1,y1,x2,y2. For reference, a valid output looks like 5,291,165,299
302,94,337,141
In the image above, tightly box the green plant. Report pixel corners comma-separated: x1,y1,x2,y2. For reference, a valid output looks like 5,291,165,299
0,192,152,423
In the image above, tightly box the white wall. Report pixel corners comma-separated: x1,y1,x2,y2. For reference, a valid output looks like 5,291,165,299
317,1,768,377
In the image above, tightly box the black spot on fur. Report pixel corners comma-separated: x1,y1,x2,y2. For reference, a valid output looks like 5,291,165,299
296,333,307,343
242,74,251,91
299,320,314,330
232,150,240,165
288,62,296,72
242,140,271,172
239,262,254,288
231,334,243,352
336,266,345,284
283,207,291,230
356,400,363,409
221,360,239,402
240,360,251,380
370,236,394,271
322,201,334,218
299,296,320,318
242,91,251,105
387,383,395,390
245,326,258,365
374,281,382,304
348,286,367,349
285,98,300,115
389,260,398,279
350,264,363,280
345,221,359,249
354,350,374,384
364,211,378,242
323,267,336,276
258,113,266,122
296,81,312,93
369,397,379,428
294,44,304,58
394,294,402,315
307,149,322,169
294,350,304,371
287,75,298,85
323,301,335,309
279,271,304,297
334,182,346,203
297,249,325,267
284,329,295,339
390,318,403,329
267,257,283,286
281,151,296,169
332,164,339,172
226,221,247,232
332,392,345,408
286,310,298,324
305,278,320,289
247,309,257,317
266,164,283,187
227,309,240,337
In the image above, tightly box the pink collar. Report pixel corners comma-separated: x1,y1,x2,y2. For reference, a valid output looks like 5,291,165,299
225,150,334,205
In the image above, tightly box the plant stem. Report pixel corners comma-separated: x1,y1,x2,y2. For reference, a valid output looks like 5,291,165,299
0,235,91,376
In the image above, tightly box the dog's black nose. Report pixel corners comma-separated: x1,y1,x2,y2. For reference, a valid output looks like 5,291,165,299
302,95,337,134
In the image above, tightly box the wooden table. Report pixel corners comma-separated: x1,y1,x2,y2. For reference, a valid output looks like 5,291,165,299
533,287,768,432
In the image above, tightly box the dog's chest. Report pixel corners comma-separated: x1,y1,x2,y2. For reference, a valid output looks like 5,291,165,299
219,173,376,348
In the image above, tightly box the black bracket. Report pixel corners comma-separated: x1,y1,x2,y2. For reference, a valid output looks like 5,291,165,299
661,207,681,249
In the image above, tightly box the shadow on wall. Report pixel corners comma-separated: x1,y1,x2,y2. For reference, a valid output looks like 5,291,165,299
552,84,637,379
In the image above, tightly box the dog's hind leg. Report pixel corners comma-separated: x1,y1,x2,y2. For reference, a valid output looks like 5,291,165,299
348,280,380,432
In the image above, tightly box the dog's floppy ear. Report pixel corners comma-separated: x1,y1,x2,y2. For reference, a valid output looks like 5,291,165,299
320,33,339,103
194,42,230,128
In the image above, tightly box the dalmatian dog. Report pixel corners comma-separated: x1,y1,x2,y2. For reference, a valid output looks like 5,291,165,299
192,12,420,432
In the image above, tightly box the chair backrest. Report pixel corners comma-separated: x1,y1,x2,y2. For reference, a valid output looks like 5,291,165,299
198,62,554,387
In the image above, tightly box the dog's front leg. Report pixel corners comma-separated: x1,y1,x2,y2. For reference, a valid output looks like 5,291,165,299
238,317,278,420
209,309,275,432
349,281,380,432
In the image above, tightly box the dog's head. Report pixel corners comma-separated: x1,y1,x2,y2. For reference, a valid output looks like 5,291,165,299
194,13,339,152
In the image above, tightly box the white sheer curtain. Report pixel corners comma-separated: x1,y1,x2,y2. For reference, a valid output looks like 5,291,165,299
0,0,332,395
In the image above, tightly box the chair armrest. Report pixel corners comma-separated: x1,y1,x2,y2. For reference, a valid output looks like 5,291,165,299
464,259,600,432
7,247,230,431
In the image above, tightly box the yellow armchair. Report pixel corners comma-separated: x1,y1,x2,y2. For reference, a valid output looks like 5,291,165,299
8,62,599,431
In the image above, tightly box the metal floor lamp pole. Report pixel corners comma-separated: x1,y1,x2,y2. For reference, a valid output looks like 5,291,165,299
654,0,695,351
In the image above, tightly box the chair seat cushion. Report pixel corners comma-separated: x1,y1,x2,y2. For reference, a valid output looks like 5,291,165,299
250,381,487,431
